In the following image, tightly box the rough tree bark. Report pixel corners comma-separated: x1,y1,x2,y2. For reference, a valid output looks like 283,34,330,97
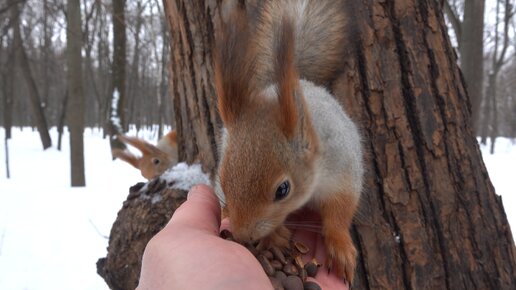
165,0,220,173
337,1,514,288
97,1,516,289
97,180,187,290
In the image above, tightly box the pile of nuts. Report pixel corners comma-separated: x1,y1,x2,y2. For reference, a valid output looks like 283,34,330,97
220,230,322,290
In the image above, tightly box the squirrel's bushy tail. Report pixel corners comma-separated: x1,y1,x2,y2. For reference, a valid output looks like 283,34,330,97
251,0,348,87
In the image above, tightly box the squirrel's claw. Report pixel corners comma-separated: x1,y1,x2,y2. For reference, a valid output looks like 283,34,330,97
325,231,357,284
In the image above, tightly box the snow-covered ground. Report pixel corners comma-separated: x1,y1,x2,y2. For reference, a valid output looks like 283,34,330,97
0,127,147,290
0,127,514,290
479,138,516,228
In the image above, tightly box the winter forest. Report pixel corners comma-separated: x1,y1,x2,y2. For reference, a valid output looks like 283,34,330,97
1,0,516,290
1,0,172,132
0,0,515,172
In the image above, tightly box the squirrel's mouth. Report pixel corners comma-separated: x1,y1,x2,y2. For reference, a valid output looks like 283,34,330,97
232,219,276,244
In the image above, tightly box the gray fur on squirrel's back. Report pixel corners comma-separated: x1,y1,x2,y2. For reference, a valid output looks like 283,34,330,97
259,79,363,198
299,80,363,199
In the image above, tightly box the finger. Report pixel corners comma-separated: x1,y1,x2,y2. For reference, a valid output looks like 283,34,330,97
168,184,221,235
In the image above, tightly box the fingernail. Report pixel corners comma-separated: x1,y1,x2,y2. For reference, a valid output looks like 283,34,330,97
187,184,212,200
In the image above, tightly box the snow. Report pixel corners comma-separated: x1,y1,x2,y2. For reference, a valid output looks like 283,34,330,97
0,127,145,290
479,138,516,228
161,162,211,191
135,162,211,204
0,127,514,290
110,89,123,133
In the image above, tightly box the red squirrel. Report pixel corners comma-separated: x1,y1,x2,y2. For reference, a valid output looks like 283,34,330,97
214,0,363,283
112,130,178,180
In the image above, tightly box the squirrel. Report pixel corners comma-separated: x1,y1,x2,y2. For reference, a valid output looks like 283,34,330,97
112,130,178,180
214,0,363,282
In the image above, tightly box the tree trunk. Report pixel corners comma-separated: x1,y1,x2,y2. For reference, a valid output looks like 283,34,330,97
158,14,171,138
66,0,86,187
480,0,511,152
97,1,516,289
126,2,143,128
1,37,14,139
97,3,111,130
83,0,102,128
164,0,220,173
57,91,69,151
107,0,127,152
489,79,498,154
10,0,52,149
42,0,51,112
339,1,514,288
460,0,485,135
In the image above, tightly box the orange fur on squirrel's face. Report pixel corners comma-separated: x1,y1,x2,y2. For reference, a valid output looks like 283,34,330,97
218,99,318,243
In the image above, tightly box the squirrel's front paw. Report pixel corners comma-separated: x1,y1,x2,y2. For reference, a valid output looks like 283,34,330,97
257,225,291,251
325,231,357,283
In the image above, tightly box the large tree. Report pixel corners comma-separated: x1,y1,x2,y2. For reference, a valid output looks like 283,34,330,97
97,1,516,289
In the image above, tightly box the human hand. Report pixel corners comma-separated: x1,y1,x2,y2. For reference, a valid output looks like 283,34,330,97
137,185,349,290
137,184,272,290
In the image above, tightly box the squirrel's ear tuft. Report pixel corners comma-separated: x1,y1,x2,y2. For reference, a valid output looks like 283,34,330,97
165,130,177,145
214,5,256,125
119,135,162,155
275,17,299,138
112,149,140,169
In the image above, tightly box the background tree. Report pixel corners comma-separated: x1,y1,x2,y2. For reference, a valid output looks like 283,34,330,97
1,31,13,140
66,0,85,186
107,0,127,153
97,0,516,289
444,0,485,135
157,3,172,137
479,0,513,152
9,0,52,149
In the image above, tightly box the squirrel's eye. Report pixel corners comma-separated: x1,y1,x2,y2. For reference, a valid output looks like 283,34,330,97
274,181,290,201
152,158,160,165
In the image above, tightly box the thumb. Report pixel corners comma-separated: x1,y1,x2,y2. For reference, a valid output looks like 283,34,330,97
168,185,222,235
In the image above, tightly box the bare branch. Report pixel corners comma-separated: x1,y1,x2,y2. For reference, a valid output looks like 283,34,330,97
444,0,462,43
495,0,513,70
